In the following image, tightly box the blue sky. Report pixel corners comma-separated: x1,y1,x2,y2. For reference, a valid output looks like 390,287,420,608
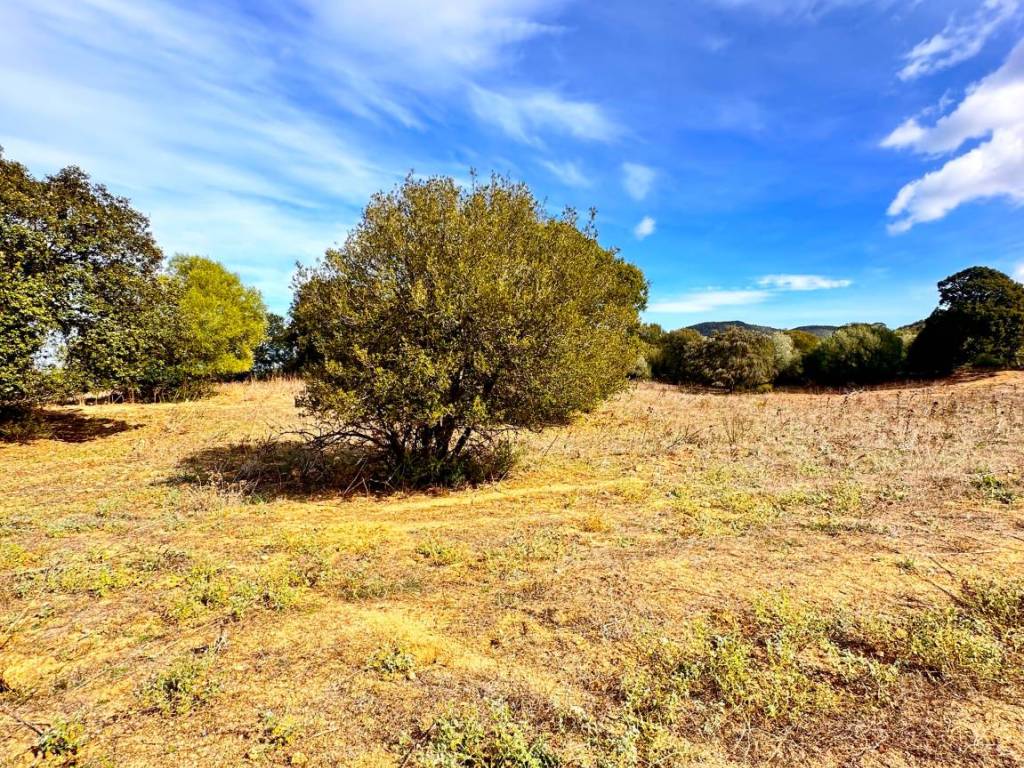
1,0,1022,328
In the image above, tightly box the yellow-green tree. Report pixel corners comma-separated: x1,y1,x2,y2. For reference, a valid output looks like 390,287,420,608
168,255,268,378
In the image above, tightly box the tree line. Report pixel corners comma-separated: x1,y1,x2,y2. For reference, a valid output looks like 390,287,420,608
1,152,271,413
4,149,1023,484
639,266,1024,391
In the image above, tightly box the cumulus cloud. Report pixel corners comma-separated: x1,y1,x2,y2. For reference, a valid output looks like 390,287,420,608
622,162,656,200
539,159,591,187
898,0,1020,81
758,274,852,290
633,216,657,240
883,39,1024,233
469,85,619,144
649,290,770,314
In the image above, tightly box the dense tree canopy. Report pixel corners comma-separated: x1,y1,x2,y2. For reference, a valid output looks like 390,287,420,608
698,327,776,392
169,255,267,379
1,152,162,411
119,255,268,398
805,324,904,384
908,267,1024,374
293,174,647,482
651,328,705,384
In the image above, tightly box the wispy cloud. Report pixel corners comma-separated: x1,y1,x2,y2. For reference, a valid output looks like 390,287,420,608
622,162,656,200
634,216,657,240
650,273,851,315
758,274,852,290
649,289,770,314
898,0,1020,81
701,0,886,21
0,0,583,311
883,39,1024,233
539,159,591,187
469,85,619,145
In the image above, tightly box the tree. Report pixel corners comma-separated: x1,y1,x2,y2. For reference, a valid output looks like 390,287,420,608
253,313,299,378
1,151,162,414
771,332,796,379
169,255,267,378
805,324,903,385
777,329,821,382
292,174,647,484
698,327,776,392
908,267,1024,374
652,328,706,384
124,256,267,398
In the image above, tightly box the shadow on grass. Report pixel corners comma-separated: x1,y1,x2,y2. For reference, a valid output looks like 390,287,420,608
0,409,140,444
651,369,1004,397
172,434,517,501
170,437,385,501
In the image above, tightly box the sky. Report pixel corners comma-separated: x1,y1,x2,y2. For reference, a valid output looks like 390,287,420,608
1,0,1022,329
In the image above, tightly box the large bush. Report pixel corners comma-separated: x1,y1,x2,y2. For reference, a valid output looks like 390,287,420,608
698,327,776,392
292,175,647,484
774,329,821,383
1,152,163,414
651,328,706,384
805,324,904,385
908,267,1024,375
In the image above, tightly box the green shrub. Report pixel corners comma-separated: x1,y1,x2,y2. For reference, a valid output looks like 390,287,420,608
33,719,87,761
292,174,647,487
144,653,219,715
697,327,775,392
367,642,416,677
805,324,904,385
418,704,561,768
649,328,705,384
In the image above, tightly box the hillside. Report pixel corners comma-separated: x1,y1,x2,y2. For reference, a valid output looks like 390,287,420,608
2,376,1023,766
688,320,839,337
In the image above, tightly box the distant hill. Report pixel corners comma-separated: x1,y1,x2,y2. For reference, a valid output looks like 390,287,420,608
687,321,838,338
791,325,839,338
688,320,778,336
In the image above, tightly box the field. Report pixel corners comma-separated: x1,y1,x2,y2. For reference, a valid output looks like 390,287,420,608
2,375,1024,767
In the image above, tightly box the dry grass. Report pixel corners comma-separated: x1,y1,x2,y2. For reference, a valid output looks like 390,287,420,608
2,375,1024,766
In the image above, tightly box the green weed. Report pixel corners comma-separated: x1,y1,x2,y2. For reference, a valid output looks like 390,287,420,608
143,652,219,715
416,703,561,768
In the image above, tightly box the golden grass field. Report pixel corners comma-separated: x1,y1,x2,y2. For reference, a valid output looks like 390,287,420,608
2,375,1023,767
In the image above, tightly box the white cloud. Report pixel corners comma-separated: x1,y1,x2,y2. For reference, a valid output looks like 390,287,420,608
539,159,591,187
300,0,563,79
1014,263,1024,281
649,290,770,314
0,0,585,311
633,216,657,240
701,0,886,20
898,0,1020,81
884,39,1024,233
758,274,852,290
469,85,619,144
622,162,656,200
